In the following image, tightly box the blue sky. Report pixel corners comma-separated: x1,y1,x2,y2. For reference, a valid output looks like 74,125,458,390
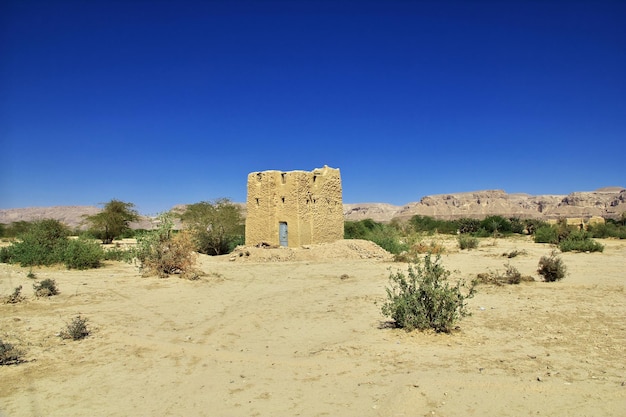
2,0,625,215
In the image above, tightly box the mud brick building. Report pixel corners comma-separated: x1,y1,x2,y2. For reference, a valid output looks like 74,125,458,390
245,166,343,247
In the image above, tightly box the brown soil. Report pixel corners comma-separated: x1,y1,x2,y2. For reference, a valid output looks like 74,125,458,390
1,237,625,416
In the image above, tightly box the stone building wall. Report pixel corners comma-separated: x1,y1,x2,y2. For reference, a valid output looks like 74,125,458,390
245,166,343,247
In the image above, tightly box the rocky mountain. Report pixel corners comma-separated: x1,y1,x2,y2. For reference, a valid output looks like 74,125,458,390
2,187,625,228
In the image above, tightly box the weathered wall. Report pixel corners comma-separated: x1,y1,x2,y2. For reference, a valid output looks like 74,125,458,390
245,166,343,247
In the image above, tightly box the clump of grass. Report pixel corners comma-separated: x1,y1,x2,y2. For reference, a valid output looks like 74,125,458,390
537,251,567,282
458,234,479,250
0,339,24,365
33,279,59,297
26,269,36,279
60,315,90,340
4,285,25,304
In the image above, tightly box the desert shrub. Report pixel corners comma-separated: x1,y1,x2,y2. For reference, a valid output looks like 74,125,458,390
370,228,409,255
502,249,527,258
60,315,90,340
475,264,533,286
8,219,69,267
178,199,244,255
4,286,25,304
509,217,525,234
480,216,512,236
457,218,480,234
33,279,59,297
63,237,104,269
592,219,626,239
344,219,383,239
0,247,12,263
0,339,23,365
458,234,479,250
537,251,567,282
524,219,548,236
534,225,559,244
559,230,604,252
381,254,476,333
1,220,104,269
103,247,134,262
345,219,408,255
411,240,446,255
135,213,198,278
1,221,33,239
409,216,458,235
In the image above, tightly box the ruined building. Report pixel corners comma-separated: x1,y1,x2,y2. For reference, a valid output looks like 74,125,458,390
245,166,343,247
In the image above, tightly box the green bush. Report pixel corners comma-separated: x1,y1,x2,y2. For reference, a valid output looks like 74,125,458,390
0,221,33,239
525,219,548,235
8,219,69,267
537,252,567,282
559,230,604,252
534,225,559,244
381,254,476,333
63,238,104,269
0,339,23,365
178,199,244,255
344,219,408,255
509,217,526,234
409,216,458,235
457,218,480,234
479,215,512,236
60,315,90,340
2,219,107,269
33,279,59,297
103,247,134,262
0,246,12,263
458,234,479,250
587,221,626,239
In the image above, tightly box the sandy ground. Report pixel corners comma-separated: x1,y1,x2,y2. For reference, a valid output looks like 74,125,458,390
1,236,625,417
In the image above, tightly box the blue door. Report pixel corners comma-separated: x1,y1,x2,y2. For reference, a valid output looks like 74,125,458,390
279,222,288,247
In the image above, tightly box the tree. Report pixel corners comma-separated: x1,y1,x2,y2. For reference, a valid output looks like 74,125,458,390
85,199,139,244
179,199,244,255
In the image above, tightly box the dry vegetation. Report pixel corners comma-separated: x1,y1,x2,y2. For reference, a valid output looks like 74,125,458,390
1,235,625,416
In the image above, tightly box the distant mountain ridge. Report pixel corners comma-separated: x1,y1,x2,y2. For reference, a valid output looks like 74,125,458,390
344,187,626,222
2,187,625,228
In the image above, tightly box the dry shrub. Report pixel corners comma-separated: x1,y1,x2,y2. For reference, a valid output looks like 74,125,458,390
0,339,23,365
537,251,567,282
412,240,446,255
475,264,534,286
135,214,198,279
4,286,25,304
33,279,59,297
60,315,90,340
395,240,446,262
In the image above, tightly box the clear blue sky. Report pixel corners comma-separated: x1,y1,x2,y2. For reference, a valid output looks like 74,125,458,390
2,0,624,215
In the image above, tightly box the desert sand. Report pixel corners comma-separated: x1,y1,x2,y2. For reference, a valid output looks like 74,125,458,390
1,236,625,417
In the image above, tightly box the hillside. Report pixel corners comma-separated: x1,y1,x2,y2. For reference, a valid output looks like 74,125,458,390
2,187,625,227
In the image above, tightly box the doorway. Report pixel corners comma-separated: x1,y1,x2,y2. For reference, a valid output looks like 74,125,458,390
279,222,288,247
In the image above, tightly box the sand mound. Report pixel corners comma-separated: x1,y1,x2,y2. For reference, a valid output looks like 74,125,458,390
227,239,393,262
